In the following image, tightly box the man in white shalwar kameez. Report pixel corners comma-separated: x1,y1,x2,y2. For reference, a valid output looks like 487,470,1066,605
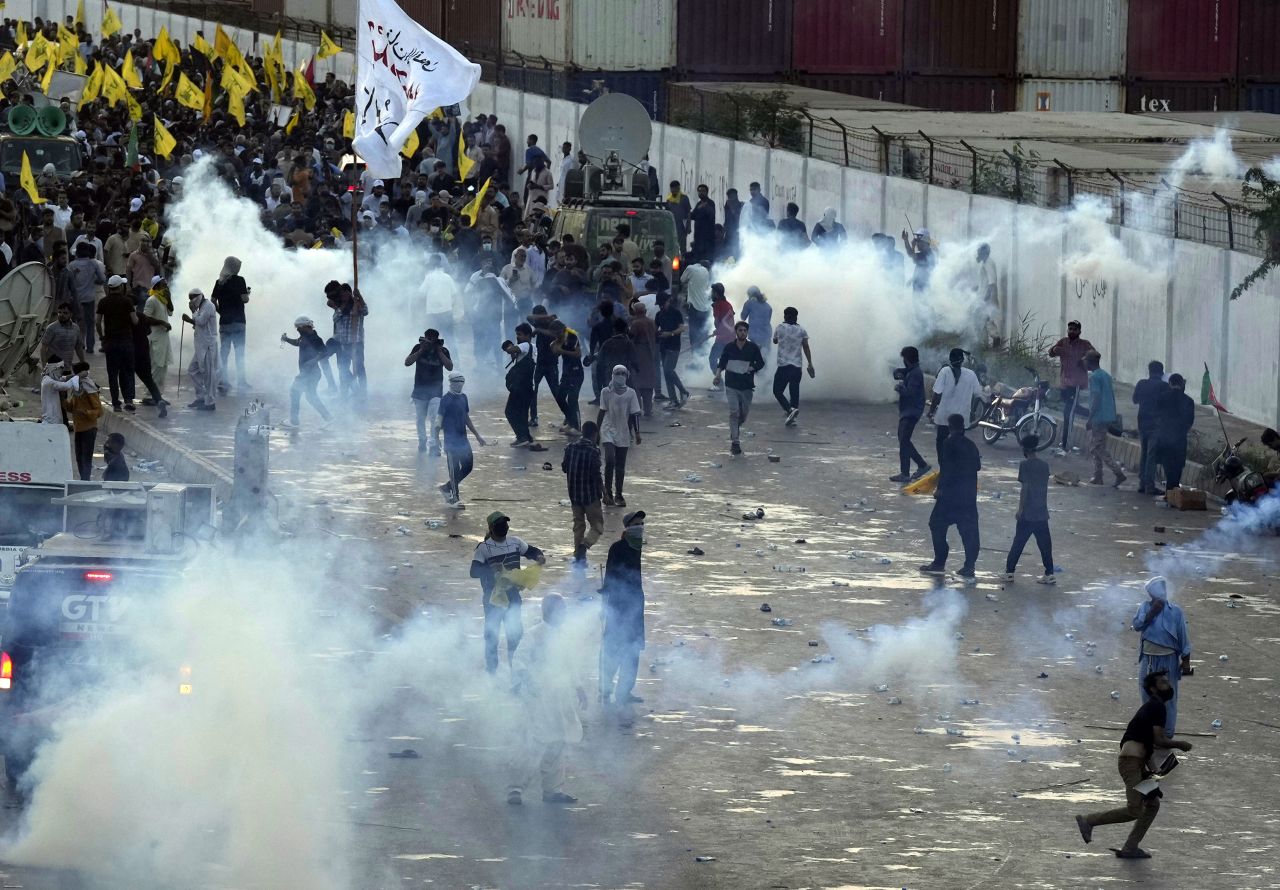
183,288,219,410
507,594,587,806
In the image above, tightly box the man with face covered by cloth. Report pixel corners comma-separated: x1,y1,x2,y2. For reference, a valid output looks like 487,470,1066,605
471,511,547,674
1132,576,1192,735
600,510,647,726
182,288,219,411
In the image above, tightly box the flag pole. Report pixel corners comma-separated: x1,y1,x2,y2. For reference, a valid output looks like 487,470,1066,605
1205,362,1230,443
350,181,360,294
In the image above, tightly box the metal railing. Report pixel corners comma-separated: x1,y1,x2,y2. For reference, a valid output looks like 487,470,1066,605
503,66,1269,257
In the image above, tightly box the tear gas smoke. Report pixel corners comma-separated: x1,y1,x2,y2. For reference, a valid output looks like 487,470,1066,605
1167,128,1246,191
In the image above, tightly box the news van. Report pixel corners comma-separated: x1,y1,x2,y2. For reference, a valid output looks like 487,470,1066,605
0,422,75,603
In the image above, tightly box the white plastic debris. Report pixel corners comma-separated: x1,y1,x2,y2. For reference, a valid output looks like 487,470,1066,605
1126,551,1135,558
960,698,979,706
1110,691,1121,700
945,728,964,737
396,525,412,535
887,696,903,705
874,684,889,693
942,763,952,773
1211,719,1223,729
1095,665,1104,674
684,474,703,483
1219,654,1228,662
424,519,445,529
773,565,806,573
770,617,793,627
876,557,892,565
913,726,925,734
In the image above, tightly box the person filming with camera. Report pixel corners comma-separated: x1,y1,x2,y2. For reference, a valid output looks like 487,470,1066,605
405,328,454,455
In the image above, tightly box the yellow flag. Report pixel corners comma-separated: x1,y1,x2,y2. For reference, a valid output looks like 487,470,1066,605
318,30,341,60
101,63,128,106
293,62,316,110
17,22,27,49
153,26,181,66
461,178,492,227
78,61,102,109
214,24,234,61
76,0,85,26
20,152,45,204
101,4,122,39
24,33,49,72
193,33,213,58
221,62,252,97
401,129,420,159
458,136,475,181
57,25,78,65
285,108,299,135
121,49,142,89
158,61,174,92
0,52,15,85
126,92,142,122
342,110,354,139
40,54,54,94
227,89,245,126
174,71,205,112
73,52,86,74
233,55,257,91
264,59,279,102
152,115,176,159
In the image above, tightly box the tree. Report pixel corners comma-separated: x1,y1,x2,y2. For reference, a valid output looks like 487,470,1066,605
1230,166,1280,300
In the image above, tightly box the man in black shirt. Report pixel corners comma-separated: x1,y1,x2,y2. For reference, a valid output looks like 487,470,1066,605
714,321,765,456
1149,373,1196,495
1132,360,1169,494
654,296,689,407
404,328,453,453
1076,671,1192,859
95,275,138,412
281,317,334,430
920,413,981,582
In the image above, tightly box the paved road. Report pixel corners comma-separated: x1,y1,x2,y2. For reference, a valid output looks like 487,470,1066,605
2,377,1277,889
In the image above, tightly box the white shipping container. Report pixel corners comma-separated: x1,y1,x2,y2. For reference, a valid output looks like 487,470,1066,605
1018,78,1124,112
1017,0,1127,79
503,0,676,70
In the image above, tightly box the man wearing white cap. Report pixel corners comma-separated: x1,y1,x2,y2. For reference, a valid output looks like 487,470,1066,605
900,227,936,292
1131,576,1192,734
95,275,138,411
182,288,219,411
361,180,386,214
142,275,174,398
279,317,332,429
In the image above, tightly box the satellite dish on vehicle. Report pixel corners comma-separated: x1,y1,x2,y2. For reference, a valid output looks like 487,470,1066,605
578,92,652,170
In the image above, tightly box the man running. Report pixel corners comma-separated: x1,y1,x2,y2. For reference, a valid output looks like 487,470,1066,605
714,320,765,456
771,306,814,426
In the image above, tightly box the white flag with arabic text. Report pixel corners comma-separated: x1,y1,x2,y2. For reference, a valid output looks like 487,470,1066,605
353,0,480,178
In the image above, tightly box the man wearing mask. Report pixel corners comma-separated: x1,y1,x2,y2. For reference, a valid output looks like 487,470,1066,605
714,321,766,457
1084,350,1126,488
601,510,647,726
182,288,219,411
1131,576,1192,736
437,372,486,507
211,256,250,394
926,348,983,462
1048,321,1094,454
502,325,546,451
891,346,929,482
142,276,174,398
404,328,453,454
597,364,642,508
920,414,982,583
470,511,547,675
1148,373,1195,496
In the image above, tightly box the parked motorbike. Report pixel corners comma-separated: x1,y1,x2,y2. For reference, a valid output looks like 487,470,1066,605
976,367,1057,450
1212,437,1273,505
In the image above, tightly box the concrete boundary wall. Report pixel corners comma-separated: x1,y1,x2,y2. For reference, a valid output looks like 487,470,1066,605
474,84,1280,430
13,0,1275,428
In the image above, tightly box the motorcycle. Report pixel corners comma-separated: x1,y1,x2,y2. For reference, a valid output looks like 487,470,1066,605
1211,437,1272,505
975,366,1057,450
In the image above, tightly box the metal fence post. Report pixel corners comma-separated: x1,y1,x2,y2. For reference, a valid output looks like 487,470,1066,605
1053,159,1075,206
832,118,850,167
1003,149,1023,202
1106,169,1126,226
958,139,979,193
1212,191,1235,250
802,110,815,157
918,130,934,185
871,126,890,176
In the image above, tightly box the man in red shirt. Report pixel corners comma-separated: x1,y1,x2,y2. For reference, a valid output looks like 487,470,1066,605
1047,320,1094,453
708,283,735,389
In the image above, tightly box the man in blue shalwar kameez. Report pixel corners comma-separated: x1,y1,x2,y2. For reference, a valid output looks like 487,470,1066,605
1132,576,1192,735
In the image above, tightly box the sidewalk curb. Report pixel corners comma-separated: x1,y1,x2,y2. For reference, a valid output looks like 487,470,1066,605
100,411,234,497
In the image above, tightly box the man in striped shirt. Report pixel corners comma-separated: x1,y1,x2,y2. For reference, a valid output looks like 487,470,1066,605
470,512,547,673
562,421,604,568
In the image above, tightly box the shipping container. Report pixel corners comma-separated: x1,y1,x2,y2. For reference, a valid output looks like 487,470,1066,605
1017,0,1126,79
400,0,444,33
1242,82,1280,113
501,0,675,70
1127,0,1238,81
904,75,1015,111
568,70,667,119
903,0,1017,76
444,0,502,61
796,73,905,103
1018,78,1124,111
792,0,903,75
1125,81,1239,114
677,0,792,75
1239,0,1280,79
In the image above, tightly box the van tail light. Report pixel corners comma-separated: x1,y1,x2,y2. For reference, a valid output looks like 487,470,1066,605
1,651,12,691
671,255,682,273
